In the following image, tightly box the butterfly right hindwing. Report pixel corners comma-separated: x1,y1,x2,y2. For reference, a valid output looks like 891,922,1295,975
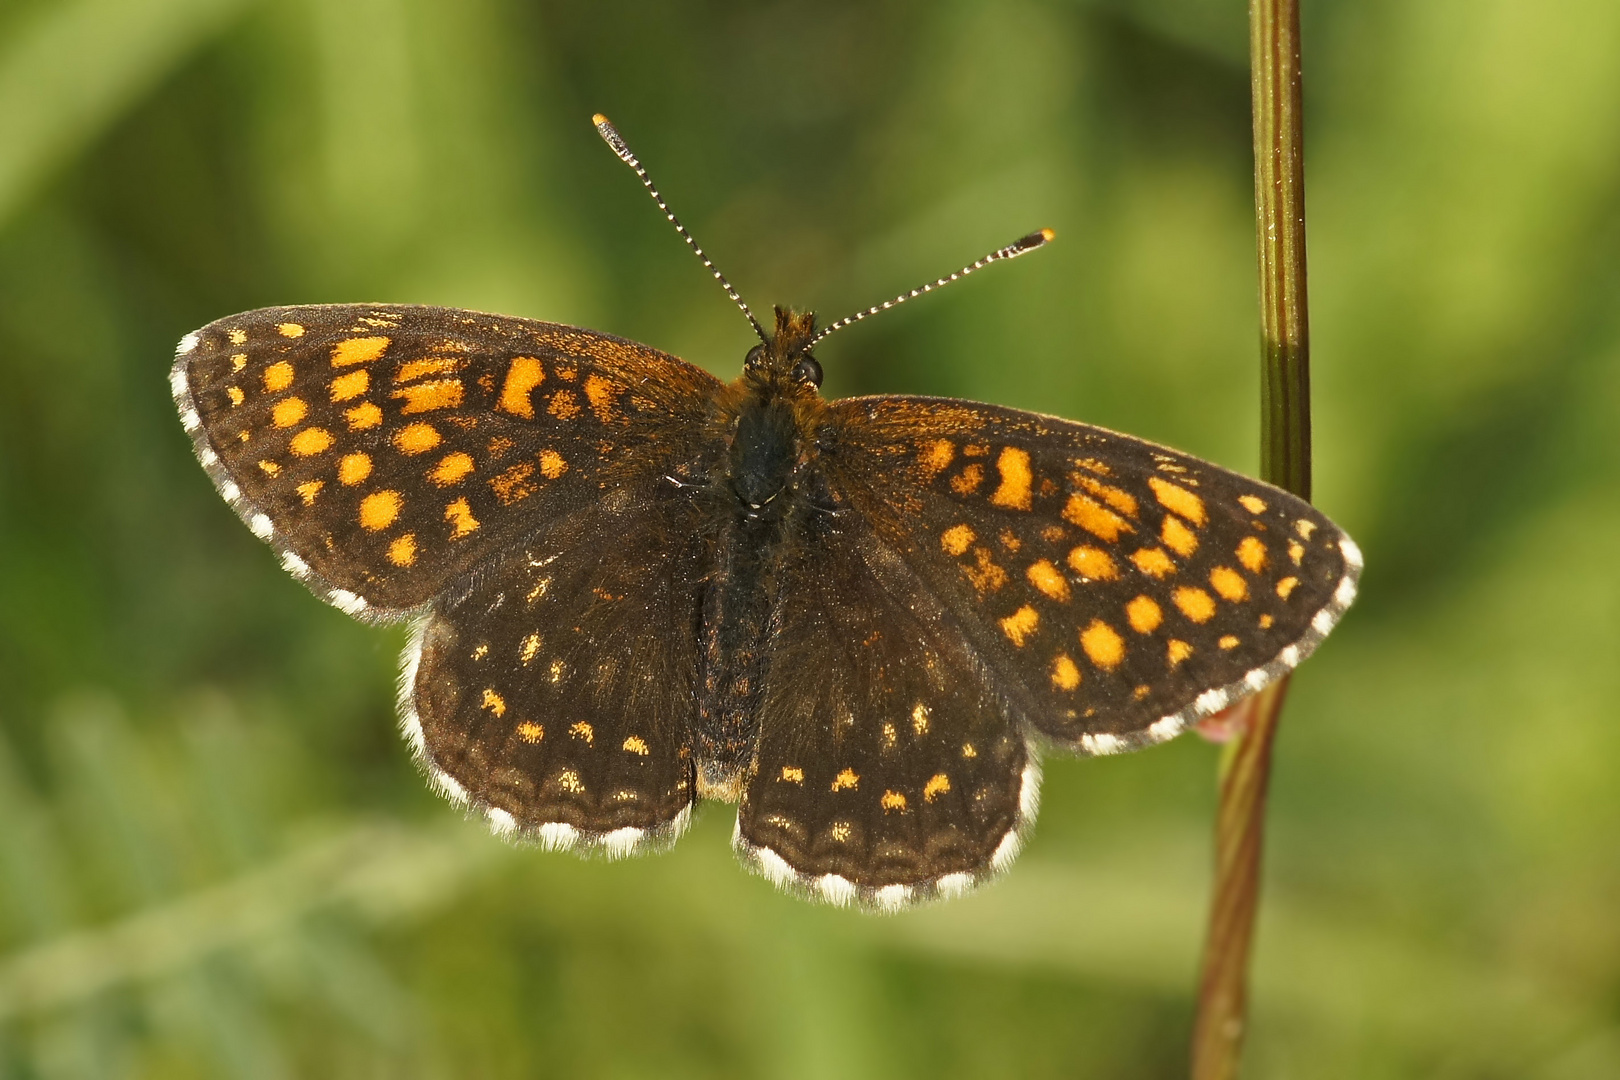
735,512,1033,906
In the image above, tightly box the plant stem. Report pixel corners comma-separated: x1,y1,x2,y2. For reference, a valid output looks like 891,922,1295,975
1189,0,1312,1076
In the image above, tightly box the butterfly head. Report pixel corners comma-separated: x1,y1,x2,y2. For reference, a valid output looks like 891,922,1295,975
743,307,823,390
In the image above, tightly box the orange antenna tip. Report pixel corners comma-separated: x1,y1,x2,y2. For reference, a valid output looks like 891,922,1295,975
591,113,611,127
1040,227,1056,242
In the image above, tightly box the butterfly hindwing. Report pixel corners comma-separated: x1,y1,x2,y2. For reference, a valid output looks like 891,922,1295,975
173,304,721,616
735,513,1034,907
406,481,705,851
824,396,1361,752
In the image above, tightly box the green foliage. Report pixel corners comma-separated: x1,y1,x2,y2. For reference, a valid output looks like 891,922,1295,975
0,0,1615,1075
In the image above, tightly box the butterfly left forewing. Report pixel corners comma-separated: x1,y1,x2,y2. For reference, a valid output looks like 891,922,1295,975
173,304,720,617
824,396,1361,752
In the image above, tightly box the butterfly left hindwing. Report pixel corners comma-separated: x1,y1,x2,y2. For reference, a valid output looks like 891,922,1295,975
407,478,705,851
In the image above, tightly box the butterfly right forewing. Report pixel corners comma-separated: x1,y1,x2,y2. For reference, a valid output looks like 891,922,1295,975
823,396,1361,752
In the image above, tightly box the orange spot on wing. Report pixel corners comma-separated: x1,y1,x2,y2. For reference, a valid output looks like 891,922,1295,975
918,439,955,480
490,462,536,505
257,460,279,476
1276,576,1299,599
358,490,402,531
583,374,622,422
780,765,804,783
950,463,984,495
831,768,859,791
1237,535,1268,573
1219,635,1240,649
1162,515,1198,557
923,774,951,802
394,357,460,382
1131,547,1176,578
1081,619,1125,670
964,547,1008,593
272,397,307,428
331,336,390,366
1069,546,1120,580
1063,493,1131,543
999,605,1040,646
1076,474,1138,517
538,450,567,479
547,389,581,420
941,524,975,556
338,453,371,485
345,401,382,430
329,369,369,401
1149,477,1206,526
445,497,480,538
519,633,541,663
392,421,441,455
295,480,322,505
498,357,544,418
517,721,544,743
388,533,417,566
1239,495,1267,514
263,361,294,392
1168,639,1193,666
277,323,304,338
431,452,474,486
481,688,506,716
1027,559,1070,601
227,386,244,406
1173,586,1216,623
1210,566,1249,602
880,790,908,812
1051,653,1081,690
289,427,333,456
1126,595,1163,634
989,447,1033,510
392,379,463,414
1073,456,1112,476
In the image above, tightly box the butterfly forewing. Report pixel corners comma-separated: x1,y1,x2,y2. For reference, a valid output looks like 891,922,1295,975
825,396,1361,752
407,483,704,851
735,518,1032,907
173,304,721,615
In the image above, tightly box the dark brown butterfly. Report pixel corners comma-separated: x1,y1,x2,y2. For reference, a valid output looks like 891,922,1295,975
171,117,1359,910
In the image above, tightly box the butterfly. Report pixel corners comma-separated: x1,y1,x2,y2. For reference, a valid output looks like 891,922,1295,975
170,116,1359,910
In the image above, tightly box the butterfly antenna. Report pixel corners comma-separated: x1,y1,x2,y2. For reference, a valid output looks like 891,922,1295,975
811,228,1055,346
593,114,769,346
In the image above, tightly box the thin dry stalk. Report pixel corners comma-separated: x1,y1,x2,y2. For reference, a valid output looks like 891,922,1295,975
1188,0,1313,1075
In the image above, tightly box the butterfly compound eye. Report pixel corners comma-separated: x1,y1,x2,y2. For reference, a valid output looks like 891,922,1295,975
793,354,823,387
745,344,768,370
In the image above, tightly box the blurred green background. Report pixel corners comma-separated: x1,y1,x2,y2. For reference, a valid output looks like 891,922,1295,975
0,0,1616,1076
